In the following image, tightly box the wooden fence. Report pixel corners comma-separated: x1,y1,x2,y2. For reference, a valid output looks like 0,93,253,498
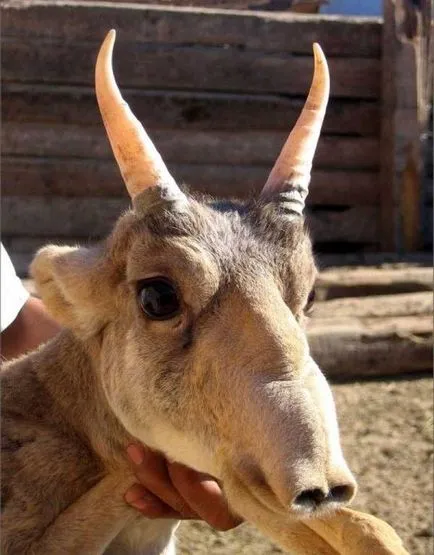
1,0,429,273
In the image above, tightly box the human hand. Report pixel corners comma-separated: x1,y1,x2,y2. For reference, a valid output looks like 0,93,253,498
124,443,242,531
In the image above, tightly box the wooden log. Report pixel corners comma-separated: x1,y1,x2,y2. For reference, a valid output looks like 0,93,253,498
379,0,398,251
1,196,378,244
318,252,433,268
316,267,433,299
2,2,382,58
308,206,379,245
397,1,427,252
0,0,325,15
380,0,427,251
2,85,381,136
2,40,381,99
1,197,128,239
308,315,433,379
312,291,432,319
2,123,380,170
1,157,380,206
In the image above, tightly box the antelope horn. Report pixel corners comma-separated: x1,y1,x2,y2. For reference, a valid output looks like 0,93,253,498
260,43,330,214
95,30,183,201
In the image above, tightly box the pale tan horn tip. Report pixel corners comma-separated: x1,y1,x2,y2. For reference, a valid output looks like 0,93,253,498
98,30,116,63
104,29,116,44
312,43,330,86
96,30,116,79
312,42,324,58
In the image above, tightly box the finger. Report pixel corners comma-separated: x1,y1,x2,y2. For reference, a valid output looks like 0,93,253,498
124,483,183,520
168,463,243,531
126,444,198,518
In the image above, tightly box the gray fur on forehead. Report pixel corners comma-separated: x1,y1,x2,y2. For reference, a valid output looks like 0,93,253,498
108,194,316,311
141,195,315,273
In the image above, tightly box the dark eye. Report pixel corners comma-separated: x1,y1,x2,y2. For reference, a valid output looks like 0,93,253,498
304,289,316,314
138,278,180,321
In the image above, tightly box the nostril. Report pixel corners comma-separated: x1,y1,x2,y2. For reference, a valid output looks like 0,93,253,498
328,484,355,504
293,488,327,510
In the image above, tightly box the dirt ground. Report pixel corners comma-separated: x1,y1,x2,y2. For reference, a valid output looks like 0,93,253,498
176,377,433,555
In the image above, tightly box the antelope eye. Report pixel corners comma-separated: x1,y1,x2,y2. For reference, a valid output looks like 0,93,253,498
138,278,180,321
305,288,316,314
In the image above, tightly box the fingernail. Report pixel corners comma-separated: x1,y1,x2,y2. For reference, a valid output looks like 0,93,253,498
127,444,144,465
124,489,139,504
130,498,150,511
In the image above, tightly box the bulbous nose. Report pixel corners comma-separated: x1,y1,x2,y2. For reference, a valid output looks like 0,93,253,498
292,481,356,513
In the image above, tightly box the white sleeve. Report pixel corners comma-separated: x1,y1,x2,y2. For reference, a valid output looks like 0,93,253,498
1,243,30,332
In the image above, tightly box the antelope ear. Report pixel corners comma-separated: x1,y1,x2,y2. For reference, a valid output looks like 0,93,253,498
30,245,114,337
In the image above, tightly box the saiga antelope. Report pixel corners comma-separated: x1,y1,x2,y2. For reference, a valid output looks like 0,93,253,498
1,31,356,554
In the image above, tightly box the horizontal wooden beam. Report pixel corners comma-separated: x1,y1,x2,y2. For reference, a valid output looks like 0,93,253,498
2,2,382,57
2,156,380,206
318,252,433,268
2,85,381,136
1,196,378,244
2,39,381,99
2,123,380,170
316,266,433,299
312,291,432,319
309,314,433,379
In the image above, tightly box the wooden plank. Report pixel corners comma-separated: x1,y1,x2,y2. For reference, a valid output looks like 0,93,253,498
1,1,382,57
2,123,380,170
395,1,424,252
313,291,432,319
308,314,433,379
316,266,433,300
1,197,128,238
19,0,323,9
0,0,325,15
308,206,378,245
318,252,433,268
380,0,426,250
379,0,398,251
1,196,378,244
2,85,381,136
1,39,381,99
1,156,379,206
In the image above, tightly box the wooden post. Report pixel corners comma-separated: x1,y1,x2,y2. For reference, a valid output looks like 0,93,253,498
380,0,431,252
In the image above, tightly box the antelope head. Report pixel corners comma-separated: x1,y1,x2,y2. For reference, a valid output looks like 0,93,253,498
32,30,356,543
